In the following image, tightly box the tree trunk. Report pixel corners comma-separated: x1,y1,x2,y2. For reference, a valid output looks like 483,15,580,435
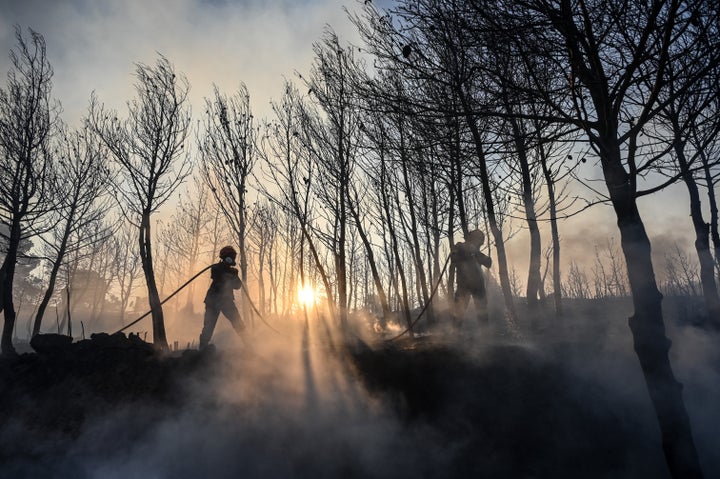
382,161,414,338
139,212,168,350
603,143,703,479
336,137,350,335
33,202,78,336
32,252,64,336
539,144,563,316
1,220,22,356
459,89,518,324
674,136,720,326
65,287,72,337
238,211,251,329
348,194,392,325
258,246,267,315
398,143,432,324
336,185,349,332
509,116,542,306
0,262,4,316
699,148,720,288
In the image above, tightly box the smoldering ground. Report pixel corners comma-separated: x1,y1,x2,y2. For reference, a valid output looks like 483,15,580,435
0,302,718,479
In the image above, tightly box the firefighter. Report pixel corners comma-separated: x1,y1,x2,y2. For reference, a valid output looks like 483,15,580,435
199,246,245,349
451,229,492,327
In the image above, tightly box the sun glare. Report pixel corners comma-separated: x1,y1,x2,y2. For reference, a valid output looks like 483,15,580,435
297,284,316,308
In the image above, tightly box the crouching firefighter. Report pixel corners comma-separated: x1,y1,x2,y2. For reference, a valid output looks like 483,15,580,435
199,246,246,349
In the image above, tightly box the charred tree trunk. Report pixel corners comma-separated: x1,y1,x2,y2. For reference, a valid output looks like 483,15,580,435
509,115,542,306
348,193,392,326
673,130,720,326
139,212,168,350
32,240,67,336
336,180,349,333
237,204,250,329
459,88,517,324
699,147,720,287
382,161,414,338
539,143,563,316
1,220,21,356
422,159,442,324
545,2,704,471
603,140,702,479
398,133,432,324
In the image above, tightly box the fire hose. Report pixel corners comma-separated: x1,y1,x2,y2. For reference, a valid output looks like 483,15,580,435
385,253,451,342
114,264,285,337
114,264,213,334
115,253,451,342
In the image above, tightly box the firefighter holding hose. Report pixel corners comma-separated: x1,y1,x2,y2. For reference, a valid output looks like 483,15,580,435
451,229,492,327
199,246,245,349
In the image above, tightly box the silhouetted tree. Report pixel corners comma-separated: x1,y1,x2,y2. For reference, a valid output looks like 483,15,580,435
247,201,277,315
88,55,192,351
353,1,520,326
472,0,717,476
298,31,366,333
198,83,257,323
653,49,720,324
532,113,579,316
695,126,720,285
0,27,59,355
160,178,213,314
32,127,111,336
259,82,335,319
111,222,141,325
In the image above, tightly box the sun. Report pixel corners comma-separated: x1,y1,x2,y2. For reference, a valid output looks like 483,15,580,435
297,284,316,308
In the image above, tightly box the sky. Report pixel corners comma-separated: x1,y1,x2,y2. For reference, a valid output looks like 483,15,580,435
0,0,388,123
0,0,703,281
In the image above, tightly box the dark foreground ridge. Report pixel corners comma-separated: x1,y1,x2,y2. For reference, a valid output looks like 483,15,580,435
0,333,218,477
348,338,654,479
0,320,706,479
0,333,215,431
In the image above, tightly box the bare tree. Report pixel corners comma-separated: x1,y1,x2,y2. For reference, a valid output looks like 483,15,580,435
160,178,213,313
353,0,520,325
663,245,701,297
198,83,257,322
32,127,111,335
88,55,192,351
694,127,720,285
247,201,277,315
654,55,720,324
52,216,115,333
111,222,141,324
591,239,629,298
472,1,717,476
563,260,590,299
296,31,366,333
534,123,579,316
259,82,335,319
0,27,59,355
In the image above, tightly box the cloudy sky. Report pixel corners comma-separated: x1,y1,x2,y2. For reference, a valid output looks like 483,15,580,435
0,0,700,275
0,0,388,123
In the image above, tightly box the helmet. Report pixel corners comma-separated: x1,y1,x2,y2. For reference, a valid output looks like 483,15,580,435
219,246,237,258
466,229,485,243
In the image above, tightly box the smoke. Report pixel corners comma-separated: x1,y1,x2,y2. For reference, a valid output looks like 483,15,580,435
666,319,720,475
1,317,424,479
2,300,718,479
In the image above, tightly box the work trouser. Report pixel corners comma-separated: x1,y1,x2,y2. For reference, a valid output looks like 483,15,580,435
200,299,245,348
453,283,489,326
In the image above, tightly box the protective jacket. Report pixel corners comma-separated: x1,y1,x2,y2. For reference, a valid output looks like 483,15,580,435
451,241,492,288
204,261,242,304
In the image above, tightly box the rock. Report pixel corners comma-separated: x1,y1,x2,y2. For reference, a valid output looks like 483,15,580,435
30,334,73,355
